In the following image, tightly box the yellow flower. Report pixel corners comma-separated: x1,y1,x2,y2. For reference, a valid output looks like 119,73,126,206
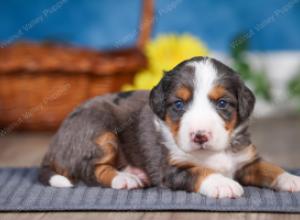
122,34,209,91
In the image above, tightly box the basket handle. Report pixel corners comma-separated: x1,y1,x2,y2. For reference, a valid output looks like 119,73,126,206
136,0,154,49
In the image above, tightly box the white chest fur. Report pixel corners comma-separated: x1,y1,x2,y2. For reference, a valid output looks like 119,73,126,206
174,147,255,178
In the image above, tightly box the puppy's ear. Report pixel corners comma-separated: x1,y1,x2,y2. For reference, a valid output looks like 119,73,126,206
149,73,171,119
237,81,256,123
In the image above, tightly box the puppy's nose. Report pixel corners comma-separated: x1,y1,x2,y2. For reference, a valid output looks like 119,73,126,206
192,131,209,145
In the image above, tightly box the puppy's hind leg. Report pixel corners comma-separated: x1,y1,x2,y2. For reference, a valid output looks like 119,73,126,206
235,158,300,192
94,132,144,190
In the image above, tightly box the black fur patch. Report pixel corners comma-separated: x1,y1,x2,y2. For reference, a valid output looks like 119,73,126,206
113,91,134,105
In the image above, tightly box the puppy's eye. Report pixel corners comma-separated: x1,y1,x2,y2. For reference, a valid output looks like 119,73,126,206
174,100,184,110
216,99,229,109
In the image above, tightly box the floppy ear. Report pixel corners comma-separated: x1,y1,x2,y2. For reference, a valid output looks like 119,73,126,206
149,72,172,119
149,80,166,119
237,81,256,123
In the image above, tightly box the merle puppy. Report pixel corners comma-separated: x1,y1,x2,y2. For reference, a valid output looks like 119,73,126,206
39,56,300,198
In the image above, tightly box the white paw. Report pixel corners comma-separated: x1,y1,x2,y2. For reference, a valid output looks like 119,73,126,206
111,172,144,190
199,174,244,198
273,172,300,192
123,166,150,186
49,174,73,188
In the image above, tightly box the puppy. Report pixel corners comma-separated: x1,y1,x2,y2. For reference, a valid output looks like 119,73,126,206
39,56,300,198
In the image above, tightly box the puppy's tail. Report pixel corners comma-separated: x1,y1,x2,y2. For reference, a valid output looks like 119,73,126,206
39,166,73,188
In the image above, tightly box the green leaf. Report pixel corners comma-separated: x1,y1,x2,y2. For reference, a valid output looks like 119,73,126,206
252,72,272,101
288,72,300,111
230,31,272,102
288,73,300,97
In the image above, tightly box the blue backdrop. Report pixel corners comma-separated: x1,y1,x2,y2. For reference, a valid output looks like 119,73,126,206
0,0,299,52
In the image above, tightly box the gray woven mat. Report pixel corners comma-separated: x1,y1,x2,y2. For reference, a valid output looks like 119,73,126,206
0,168,300,212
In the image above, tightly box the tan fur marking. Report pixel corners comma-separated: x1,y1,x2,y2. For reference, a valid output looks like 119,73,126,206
236,159,284,187
94,165,117,187
176,86,191,102
208,85,226,101
165,115,180,140
225,111,237,132
169,159,197,169
94,132,119,187
169,159,215,192
95,132,118,165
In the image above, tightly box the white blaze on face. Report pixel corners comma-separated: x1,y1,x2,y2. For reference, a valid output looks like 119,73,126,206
178,60,230,152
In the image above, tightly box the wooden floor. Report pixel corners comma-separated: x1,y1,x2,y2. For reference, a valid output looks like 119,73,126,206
0,116,300,219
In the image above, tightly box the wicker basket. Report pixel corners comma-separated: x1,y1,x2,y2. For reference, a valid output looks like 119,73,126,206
0,0,153,132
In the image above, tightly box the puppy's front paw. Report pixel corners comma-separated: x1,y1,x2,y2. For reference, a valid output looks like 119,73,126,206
199,174,244,198
111,172,144,190
273,172,300,192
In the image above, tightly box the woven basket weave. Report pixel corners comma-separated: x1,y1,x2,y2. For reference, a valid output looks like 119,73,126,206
0,0,153,131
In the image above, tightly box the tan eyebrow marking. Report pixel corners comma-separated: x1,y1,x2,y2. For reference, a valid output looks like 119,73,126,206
176,86,192,102
208,85,226,101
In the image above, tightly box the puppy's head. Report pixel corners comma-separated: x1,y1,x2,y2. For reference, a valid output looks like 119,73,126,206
150,57,255,152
